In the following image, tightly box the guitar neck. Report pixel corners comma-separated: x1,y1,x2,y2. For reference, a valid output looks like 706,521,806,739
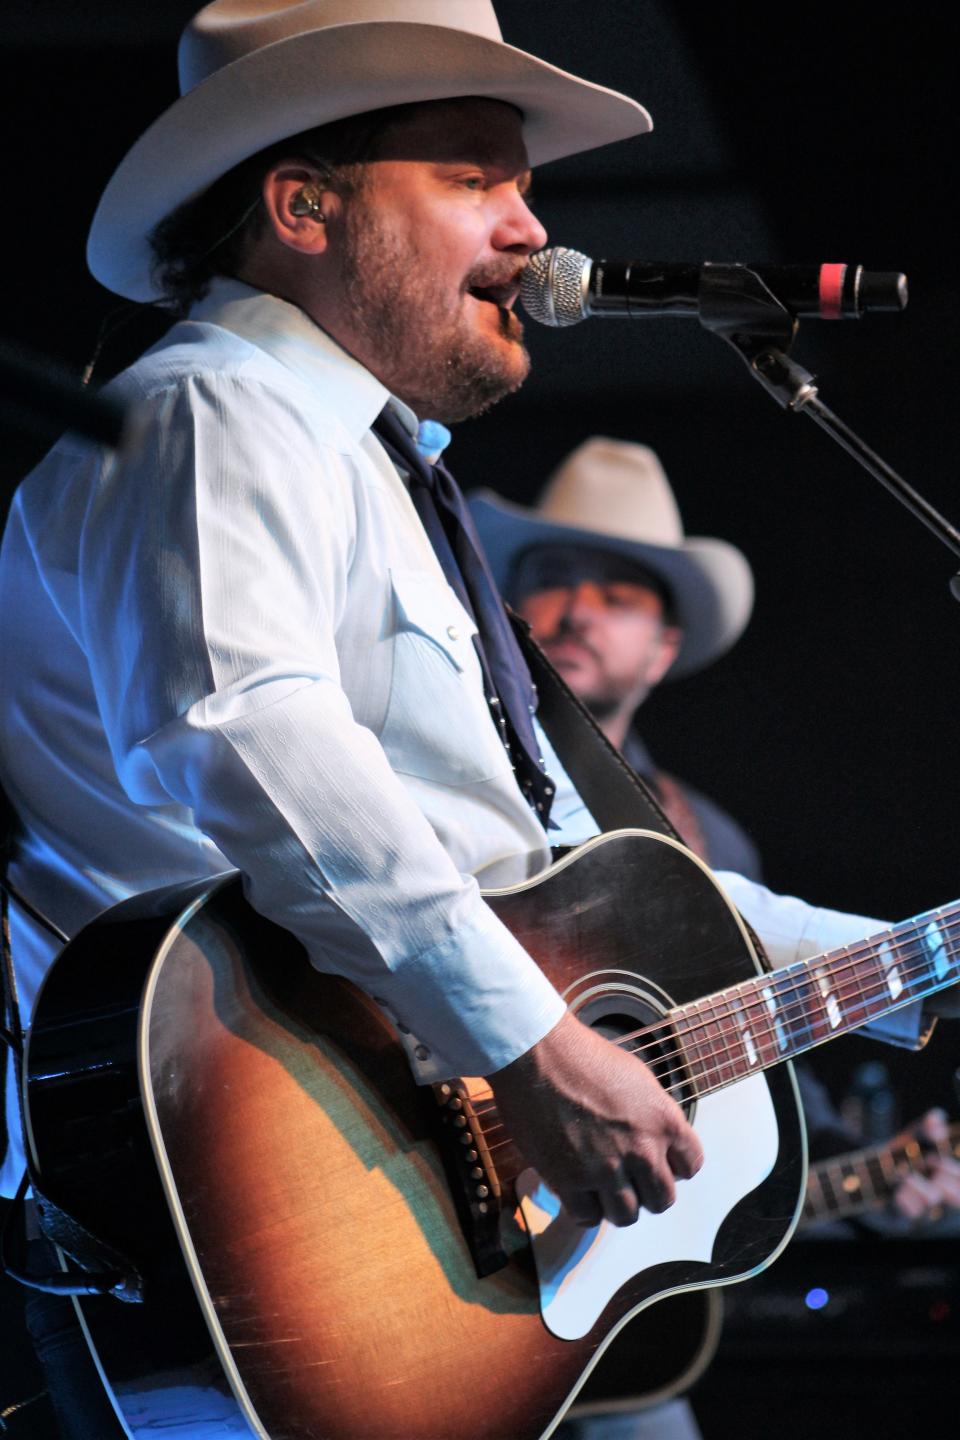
669,899,960,1097
803,1121,960,1225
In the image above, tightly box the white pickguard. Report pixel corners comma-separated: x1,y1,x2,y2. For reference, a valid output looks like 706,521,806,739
517,1072,779,1340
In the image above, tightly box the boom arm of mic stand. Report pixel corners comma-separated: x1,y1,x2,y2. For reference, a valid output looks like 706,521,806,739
696,265,960,597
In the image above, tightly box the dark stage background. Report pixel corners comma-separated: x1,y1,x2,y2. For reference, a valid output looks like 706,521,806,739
1,3,958,1436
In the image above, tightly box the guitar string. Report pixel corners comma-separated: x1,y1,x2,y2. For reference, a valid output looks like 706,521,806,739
466,966,958,1143
467,994,920,1146
611,918,960,1081
462,932,960,1143
463,1121,958,1174
624,964,948,1103
465,922,960,1124
500,903,960,1086
619,907,960,1056
454,905,960,1134
463,1077,960,1209
462,1117,954,1200
477,1129,954,1187
473,1129,950,1211
465,1101,959,1213
620,929,960,1090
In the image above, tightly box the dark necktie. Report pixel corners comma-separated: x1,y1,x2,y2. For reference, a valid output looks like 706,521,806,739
372,406,554,827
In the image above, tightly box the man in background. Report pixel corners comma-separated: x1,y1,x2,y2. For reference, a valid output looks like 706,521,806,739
470,434,760,878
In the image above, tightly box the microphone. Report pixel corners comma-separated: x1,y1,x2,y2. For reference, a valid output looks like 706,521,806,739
520,247,908,327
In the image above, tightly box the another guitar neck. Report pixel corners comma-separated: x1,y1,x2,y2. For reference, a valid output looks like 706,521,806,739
803,1121,960,1225
669,899,960,1098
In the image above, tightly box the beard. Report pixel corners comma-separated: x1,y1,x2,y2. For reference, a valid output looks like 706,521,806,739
553,664,637,721
541,631,653,719
338,194,531,423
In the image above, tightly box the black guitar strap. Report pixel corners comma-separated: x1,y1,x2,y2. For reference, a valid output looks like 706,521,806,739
511,615,775,974
508,612,681,842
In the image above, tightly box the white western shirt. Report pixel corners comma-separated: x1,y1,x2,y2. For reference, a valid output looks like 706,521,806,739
0,280,921,1195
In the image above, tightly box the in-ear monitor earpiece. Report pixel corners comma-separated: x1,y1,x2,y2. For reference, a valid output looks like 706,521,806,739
290,186,326,221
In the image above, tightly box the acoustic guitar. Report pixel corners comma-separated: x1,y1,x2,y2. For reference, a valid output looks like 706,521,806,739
23,829,960,1439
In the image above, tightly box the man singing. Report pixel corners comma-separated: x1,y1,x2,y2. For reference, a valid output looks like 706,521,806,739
0,3,953,1435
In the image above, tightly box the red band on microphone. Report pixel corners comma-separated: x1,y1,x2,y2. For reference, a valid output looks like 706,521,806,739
819,263,847,319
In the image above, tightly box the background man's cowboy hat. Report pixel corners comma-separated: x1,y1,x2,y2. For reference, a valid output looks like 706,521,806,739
469,436,755,679
88,0,652,302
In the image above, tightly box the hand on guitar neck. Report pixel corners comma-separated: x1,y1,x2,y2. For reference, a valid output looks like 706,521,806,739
888,1107,960,1221
488,1009,704,1228
803,1101,960,1226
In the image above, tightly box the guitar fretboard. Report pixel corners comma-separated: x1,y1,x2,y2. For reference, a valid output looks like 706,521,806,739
670,901,960,1098
803,1122,960,1224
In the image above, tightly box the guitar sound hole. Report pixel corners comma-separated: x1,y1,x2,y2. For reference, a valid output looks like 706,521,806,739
591,1008,697,1119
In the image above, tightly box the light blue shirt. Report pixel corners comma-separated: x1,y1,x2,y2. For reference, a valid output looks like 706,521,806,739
0,281,922,1196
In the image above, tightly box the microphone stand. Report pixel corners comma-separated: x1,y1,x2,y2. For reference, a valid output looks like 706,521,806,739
696,265,960,599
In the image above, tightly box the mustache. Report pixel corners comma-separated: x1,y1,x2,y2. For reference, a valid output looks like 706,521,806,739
463,259,527,299
540,620,602,663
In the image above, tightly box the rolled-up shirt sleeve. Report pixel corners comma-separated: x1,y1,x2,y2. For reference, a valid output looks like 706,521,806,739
77,369,564,1080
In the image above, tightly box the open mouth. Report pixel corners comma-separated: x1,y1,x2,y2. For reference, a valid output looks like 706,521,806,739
467,280,521,311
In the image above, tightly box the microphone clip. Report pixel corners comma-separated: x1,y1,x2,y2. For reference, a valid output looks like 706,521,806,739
696,263,804,404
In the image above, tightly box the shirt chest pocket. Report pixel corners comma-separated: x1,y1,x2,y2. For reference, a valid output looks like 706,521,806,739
381,568,511,786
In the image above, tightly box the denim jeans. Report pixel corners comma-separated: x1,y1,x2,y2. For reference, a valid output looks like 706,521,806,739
22,1237,127,1440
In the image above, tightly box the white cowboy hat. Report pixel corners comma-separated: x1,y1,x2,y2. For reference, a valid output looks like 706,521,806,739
87,0,652,302
469,436,755,679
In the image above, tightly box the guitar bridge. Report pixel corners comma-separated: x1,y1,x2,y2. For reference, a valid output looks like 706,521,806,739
432,1078,509,1278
